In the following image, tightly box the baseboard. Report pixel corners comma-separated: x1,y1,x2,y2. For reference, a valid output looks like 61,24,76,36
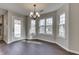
0,40,7,44
37,39,56,44
55,42,79,54
68,49,79,54
36,39,79,54
55,42,69,51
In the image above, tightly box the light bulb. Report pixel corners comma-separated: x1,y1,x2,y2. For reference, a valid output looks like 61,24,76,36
30,12,33,17
36,12,40,17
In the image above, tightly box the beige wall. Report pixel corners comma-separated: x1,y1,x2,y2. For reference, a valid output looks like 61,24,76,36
69,4,79,53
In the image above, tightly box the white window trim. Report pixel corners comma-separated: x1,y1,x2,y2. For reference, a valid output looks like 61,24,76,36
39,19,45,34
39,17,53,35
59,13,65,38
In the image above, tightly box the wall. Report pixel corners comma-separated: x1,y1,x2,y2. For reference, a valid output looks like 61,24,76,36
24,16,28,39
25,16,32,39
4,11,8,43
0,16,3,40
69,4,79,53
55,4,69,50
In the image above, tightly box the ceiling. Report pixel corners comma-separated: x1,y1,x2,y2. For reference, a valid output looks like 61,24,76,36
0,3,64,16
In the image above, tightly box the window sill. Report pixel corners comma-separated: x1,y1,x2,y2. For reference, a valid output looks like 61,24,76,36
58,36,65,39
38,33,53,36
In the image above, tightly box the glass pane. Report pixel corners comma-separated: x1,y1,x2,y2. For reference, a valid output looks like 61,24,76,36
31,20,35,26
60,13,65,24
30,20,36,34
46,17,52,25
59,25,65,38
39,26,45,33
39,19,45,26
46,17,52,34
46,25,52,34
14,20,21,37
59,13,65,38
39,19,45,33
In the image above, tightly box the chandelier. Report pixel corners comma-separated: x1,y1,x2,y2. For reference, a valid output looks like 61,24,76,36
29,4,40,20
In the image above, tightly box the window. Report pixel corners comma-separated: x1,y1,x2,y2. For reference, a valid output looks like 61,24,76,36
46,17,53,34
14,19,21,37
39,19,45,33
59,13,65,38
30,19,36,34
39,17,53,34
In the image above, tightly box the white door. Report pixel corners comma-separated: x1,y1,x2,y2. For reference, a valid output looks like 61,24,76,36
14,19,21,39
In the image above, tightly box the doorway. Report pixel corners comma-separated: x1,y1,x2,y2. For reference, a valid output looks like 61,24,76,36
14,19,21,39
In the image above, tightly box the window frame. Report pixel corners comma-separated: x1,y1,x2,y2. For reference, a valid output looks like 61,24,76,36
59,13,65,38
46,17,53,34
30,19,36,35
39,17,53,35
39,19,46,34
14,19,21,38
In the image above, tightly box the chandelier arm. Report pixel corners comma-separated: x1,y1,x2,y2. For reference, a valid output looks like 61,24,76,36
30,4,40,20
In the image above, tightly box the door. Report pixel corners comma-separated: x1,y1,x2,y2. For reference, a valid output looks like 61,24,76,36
14,19,21,39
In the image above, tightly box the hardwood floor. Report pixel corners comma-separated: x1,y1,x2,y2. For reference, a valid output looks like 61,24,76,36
0,39,76,55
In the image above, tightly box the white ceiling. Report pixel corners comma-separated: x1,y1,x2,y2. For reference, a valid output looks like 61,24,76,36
0,3,64,16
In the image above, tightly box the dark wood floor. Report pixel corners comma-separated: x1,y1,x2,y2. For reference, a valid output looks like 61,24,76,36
0,39,76,55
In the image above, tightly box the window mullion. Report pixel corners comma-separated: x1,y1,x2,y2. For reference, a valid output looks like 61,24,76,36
45,18,46,33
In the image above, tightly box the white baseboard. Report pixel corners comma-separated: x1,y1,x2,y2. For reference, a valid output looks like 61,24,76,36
55,42,79,54
37,39,79,54
3,40,8,44
37,39,56,44
68,49,79,54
